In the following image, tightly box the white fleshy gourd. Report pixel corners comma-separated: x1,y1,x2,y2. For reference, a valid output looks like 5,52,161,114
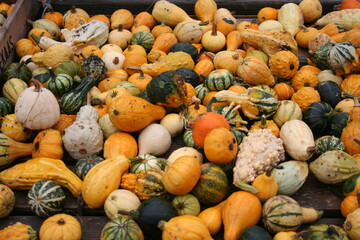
63,105,104,160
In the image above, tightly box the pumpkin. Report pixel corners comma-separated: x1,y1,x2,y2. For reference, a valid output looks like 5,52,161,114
257,7,279,23
0,184,15,218
110,9,134,30
39,213,82,240
15,38,41,57
74,155,104,180
62,6,89,26
341,195,360,217
32,128,63,159
163,155,201,195
217,17,236,36
343,28,360,47
1,61,32,85
222,191,262,240
250,115,280,137
108,25,133,50
314,135,345,159
171,194,200,216
303,101,334,135
344,208,360,239
98,77,124,93
318,23,344,36
201,22,226,52
173,20,203,44
45,70,74,97
101,43,123,54
27,180,65,217
329,112,350,138
101,216,144,240
269,51,299,80
103,132,138,159
52,114,76,135
237,56,276,86
64,14,88,30
213,51,243,75
151,22,173,38
89,14,110,28
273,82,295,101
341,74,360,99
338,0,360,9
291,86,321,112
0,97,14,118
104,189,141,220
134,11,155,29
54,60,85,83
0,2,9,17
341,98,360,155
130,31,155,53
81,45,104,58
159,215,213,240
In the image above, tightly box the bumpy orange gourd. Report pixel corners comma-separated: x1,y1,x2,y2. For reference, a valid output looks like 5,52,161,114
341,74,360,99
52,114,76,135
341,195,360,217
269,51,299,80
341,98,360,155
103,132,138,159
0,114,32,142
291,87,321,112
32,129,63,159
15,39,41,58
134,11,155,29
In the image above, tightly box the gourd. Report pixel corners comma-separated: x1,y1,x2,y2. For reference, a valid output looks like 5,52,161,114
205,69,234,91
201,22,226,52
32,128,63,159
0,157,82,197
101,216,144,240
108,95,166,132
0,61,32,85
277,3,304,36
238,55,276,86
82,55,107,84
15,39,41,58
343,174,360,197
0,222,38,240
110,9,134,30
130,31,155,52
167,147,203,166
269,50,299,80
222,191,262,240
317,80,342,108
46,69,73,97
291,87,321,112
341,195,360,217
27,180,65,217
0,114,32,142
198,201,225,235
28,19,61,40
341,74,360,100
98,114,121,138
195,0,217,22
163,155,201,195
74,155,104,180
249,115,280,137
171,194,201,216
252,168,278,202
191,163,228,205
238,226,273,240
62,105,103,160
39,213,82,240
103,132,138,159
101,51,125,71
0,184,15,218
134,11,155,29
152,0,194,27
14,79,60,130
258,20,283,32
63,6,90,26
272,161,309,196
173,20,203,44
82,155,130,209
315,9,360,31
315,136,345,158
104,189,141,219
0,97,14,118
279,119,316,161
0,133,32,168
310,150,360,184
299,0,323,23
295,27,319,49
344,208,360,239
31,43,74,69
158,215,213,240
120,169,167,200
290,69,319,92
52,114,76,135
54,60,85,83
303,101,334,135
341,98,360,155
160,113,185,137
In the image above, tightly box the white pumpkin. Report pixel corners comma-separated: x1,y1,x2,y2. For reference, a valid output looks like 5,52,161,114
137,123,171,156
100,43,123,54
104,189,141,219
101,50,125,71
107,27,133,50
258,20,284,32
166,147,203,168
14,80,60,130
173,20,203,43
62,105,104,160
160,113,185,137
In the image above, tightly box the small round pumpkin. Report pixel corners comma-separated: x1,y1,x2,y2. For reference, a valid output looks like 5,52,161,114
341,195,360,217
32,128,63,159
273,82,295,101
295,27,319,49
15,38,41,58
290,69,319,91
103,132,138,159
341,74,360,99
257,7,279,23
89,14,110,28
110,9,134,30
151,22,173,38
134,11,155,29
39,213,82,240
0,114,32,142
81,45,103,58
269,51,299,80
291,86,321,112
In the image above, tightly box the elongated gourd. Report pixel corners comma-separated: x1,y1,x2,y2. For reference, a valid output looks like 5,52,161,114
315,9,360,30
277,3,304,36
0,133,32,168
152,1,195,27
198,201,226,235
82,155,130,209
0,158,82,197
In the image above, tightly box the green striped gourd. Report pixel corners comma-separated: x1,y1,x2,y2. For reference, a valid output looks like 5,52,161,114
169,43,199,60
207,85,280,120
0,62,32,85
130,31,155,52
303,101,334,135
0,114,32,142
54,60,85,83
329,112,350,138
60,76,95,114
230,129,246,145
101,216,144,240
272,100,302,127
191,163,228,205
2,78,28,104
129,154,165,173
74,155,104,180
204,69,234,91
82,55,107,84
262,195,303,234
212,104,249,132
0,97,14,117
46,68,73,97
27,19,61,40
27,180,66,217
0,133,32,167
195,84,210,102
314,135,345,158
327,42,359,74
183,129,198,148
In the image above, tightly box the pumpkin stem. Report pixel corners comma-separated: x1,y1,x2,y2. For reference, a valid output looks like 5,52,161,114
48,67,57,79
203,51,214,60
126,66,141,72
270,162,283,170
117,24,124,32
16,61,25,72
117,209,140,219
157,220,167,230
57,218,66,225
31,79,42,92
70,5,77,14
91,97,103,107
211,22,218,36
354,138,360,145
260,114,267,129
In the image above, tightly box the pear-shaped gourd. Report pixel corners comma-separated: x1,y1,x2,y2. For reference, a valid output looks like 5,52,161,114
15,79,60,130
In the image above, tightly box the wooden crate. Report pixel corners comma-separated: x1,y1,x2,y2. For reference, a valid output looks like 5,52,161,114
0,0,42,73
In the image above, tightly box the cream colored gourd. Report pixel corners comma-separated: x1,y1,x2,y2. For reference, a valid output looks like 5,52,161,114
15,80,60,130
214,8,236,24
344,208,360,239
104,189,141,219
152,0,195,27
31,43,74,69
160,113,185,137
101,43,123,53
98,114,121,138
108,26,132,50
173,20,203,43
280,119,316,161
20,55,38,72
138,123,172,156
195,0,217,22
317,70,343,86
62,105,104,160
258,20,284,32
213,51,243,75
277,3,304,36
101,50,125,71
166,147,203,168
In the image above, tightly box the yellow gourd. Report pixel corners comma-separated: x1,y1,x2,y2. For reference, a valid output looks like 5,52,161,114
152,1,195,27
31,43,74,69
198,201,226,235
252,169,278,202
0,133,32,168
273,231,297,240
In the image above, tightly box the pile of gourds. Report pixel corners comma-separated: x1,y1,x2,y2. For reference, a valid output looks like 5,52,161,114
0,0,360,239
0,1,14,28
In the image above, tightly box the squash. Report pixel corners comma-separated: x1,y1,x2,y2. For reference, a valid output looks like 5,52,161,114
316,80,342,108
277,3,304,36
269,51,299,80
108,95,166,132
238,226,272,240
341,195,360,217
62,6,89,26
166,147,203,167
32,128,63,159
108,24,133,50
295,27,319,49
0,133,33,168
45,70,74,97
103,132,138,159
237,56,275,86
151,22,173,38
39,213,82,240
163,155,201,195
82,55,106,84
31,43,74,69
0,157,82,197
198,201,225,236
101,50,125,71
130,31,155,53
222,191,262,240
52,114,76,135
343,175,360,197
104,189,141,220
54,60,85,83
330,112,350,138
252,169,278,202
110,9,134,30
129,154,165,174
344,208,360,239
0,184,15,218
0,97,14,118
101,216,144,240
291,87,321,112
341,98,360,155
195,0,217,22
303,101,334,135
134,11,155,29
64,14,88,30
272,82,294,101
173,20,203,44
314,136,345,159
299,0,323,23
273,231,297,240
159,215,213,240
82,155,130,209
74,155,104,180
89,14,110,28
0,222,38,240
201,22,226,52
191,163,228,205
28,180,65,217
15,38,41,57
1,61,32,85
0,114,32,142
172,194,201,216
28,19,61,40
341,74,360,99
151,0,194,27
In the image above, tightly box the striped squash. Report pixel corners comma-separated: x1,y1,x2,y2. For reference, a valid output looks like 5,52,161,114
237,56,275,86
74,155,104,180
28,180,66,217
272,100,303,128
262,195,303,234
130,31,155,52
2,78,28,104
191,163,228,205
0,184,15,218
173,20,203,43
54,60,85,83
101,216,144,240
204,69,234,91
303,101,334,134
0,97,13,117
195,84,210,102
329,112,350,138
183,129,198,148
46,73,74,97
129,154,164,173
0,114,32,142
0,133,32,168
327,42,359,74
314,135,345,158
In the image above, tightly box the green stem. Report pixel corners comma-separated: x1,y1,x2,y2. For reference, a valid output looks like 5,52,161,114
235,180,259,194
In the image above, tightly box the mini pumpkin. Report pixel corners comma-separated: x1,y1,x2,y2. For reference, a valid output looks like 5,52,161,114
32,129,63,159
291,86,321,112
290,69,319,91
39,213,82,240
269,51,299,80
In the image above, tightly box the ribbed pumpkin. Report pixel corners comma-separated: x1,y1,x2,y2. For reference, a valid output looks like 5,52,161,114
213,51,243,75
273,82,295,101
0,184,15,218
303,101,334,135
272,100,303,127
52,114,76,135
341,74,360,99
191,163,228,205
0,97,14,118
204,69,234,91
130,31,155,52
269,51,299,80
15,38,41,57
101,216,144,240
129,154,164,173
32,128,63,159
2,78,29,105
237,56,276,86
39,213,82,240
314,135,345,158
291,69,319,91
110,9,134,30
74,155,104,180
27,180,66,217
291,87,321,112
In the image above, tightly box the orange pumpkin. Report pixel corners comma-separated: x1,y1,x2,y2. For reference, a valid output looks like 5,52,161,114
0,2,9,17
257,7,279,23
226,30,243,51
89,14,110,28
97,77,124,92
295,27,319,49
128,70,153,91
290,69,319,91
52,114,77,135
151,22,173,38
341,195,360,217
103,132,138,159
28,28,53,44
134,11,155,29
123,53,148,75
343,29,360,47
273,82,295,100
15,38,41,58
110,9,134,29
338,0,360,9
106,69,129,81
228,85,247,94
39,214,82,240
32,129,63,159
123,45,147,57
81,45,103,58
341,98,360,155
42,4,64,28
64,14,88,30
194,59,215,78
92,102,108,120
341,74,360,99
150,33,178,54
291,86,321,112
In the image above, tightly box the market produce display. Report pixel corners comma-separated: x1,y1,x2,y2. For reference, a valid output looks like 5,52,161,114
0,0,360,239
